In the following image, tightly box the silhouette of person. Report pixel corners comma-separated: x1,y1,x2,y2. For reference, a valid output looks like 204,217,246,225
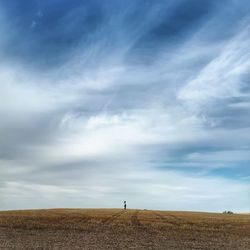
124,201,127,210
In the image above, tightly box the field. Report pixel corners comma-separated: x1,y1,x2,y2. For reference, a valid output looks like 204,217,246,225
0,209,249,249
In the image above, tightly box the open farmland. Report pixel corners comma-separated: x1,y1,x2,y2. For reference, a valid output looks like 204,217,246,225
0,209,249,249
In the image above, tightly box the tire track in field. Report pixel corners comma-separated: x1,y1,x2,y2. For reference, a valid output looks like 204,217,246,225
77,216,92,224
154,212,196,227
130,210,164,238
50,215,92,230
48,210,91,223
101,210,127,225
58,216,92,230
168,214,195,226
152,211,178,226
131,210,141,226
131,210,152,231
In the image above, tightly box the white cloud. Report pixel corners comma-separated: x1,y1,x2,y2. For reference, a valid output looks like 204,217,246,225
178,27,250,110
1,169,249,212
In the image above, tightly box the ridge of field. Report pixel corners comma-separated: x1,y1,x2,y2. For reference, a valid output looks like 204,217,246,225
0,209,249,249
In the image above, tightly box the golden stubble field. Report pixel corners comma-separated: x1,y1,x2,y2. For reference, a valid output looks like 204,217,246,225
0,208,249,249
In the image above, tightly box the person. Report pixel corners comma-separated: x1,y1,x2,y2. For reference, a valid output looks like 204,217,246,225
124,201,127,210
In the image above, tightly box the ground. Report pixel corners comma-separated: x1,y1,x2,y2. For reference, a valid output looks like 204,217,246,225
0,209,249,249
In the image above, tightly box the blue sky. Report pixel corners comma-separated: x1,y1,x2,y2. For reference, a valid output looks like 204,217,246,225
0,0,249,211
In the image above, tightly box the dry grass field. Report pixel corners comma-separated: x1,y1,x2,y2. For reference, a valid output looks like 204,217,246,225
0,208,249,249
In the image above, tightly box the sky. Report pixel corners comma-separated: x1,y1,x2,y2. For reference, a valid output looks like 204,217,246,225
0,0,249,212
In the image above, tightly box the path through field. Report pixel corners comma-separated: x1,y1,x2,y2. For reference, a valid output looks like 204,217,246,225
0,209,249,249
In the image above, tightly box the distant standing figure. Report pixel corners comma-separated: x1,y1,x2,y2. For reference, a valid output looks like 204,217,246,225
124,201,127,210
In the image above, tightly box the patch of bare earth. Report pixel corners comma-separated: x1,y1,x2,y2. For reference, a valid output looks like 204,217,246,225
0,209,249,249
